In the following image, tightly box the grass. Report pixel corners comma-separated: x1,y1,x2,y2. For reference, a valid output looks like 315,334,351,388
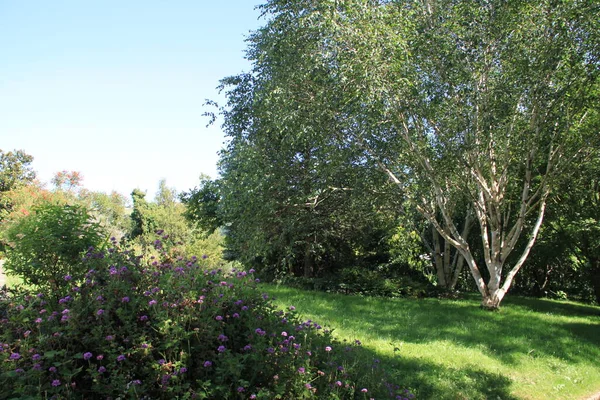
263,284,600,400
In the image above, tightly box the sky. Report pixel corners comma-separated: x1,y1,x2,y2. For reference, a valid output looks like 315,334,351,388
0,1,264,199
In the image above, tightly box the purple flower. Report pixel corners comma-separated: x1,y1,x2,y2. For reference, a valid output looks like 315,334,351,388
217,346,226,353
98,366,106,373
96,355,104,360
218,334,228,342
203,361,212,367
105,335,114,341
52,379,61,387
140,315,148,321
232,313,240,318
121,297,130,303
63,275,72,281
267,347,274,353
361,388,368,393
32,363,42,370
215,315,223,321
117,354,126,362
179,367,187,374
83,352,93,360
15,368,24,373
298,367,305,374
325,346,332,352
35,318,42,323
96,295,104,302
149,300,157,306
281,331,288,337
9,353,20,360
237,387,245,393
49,366,57,372
97,309,104,316
32,354,41,361
335,381,342,387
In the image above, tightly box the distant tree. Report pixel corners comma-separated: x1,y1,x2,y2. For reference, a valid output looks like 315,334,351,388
52,170,83,192
0,149,36,215
180,175,222,234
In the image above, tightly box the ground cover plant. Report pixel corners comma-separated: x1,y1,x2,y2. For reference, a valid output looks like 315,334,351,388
264,285,600,400
0,233,413,399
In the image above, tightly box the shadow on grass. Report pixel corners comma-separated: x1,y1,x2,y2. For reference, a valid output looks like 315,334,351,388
377,351,519,400
265,284,600,368
502,295,600,318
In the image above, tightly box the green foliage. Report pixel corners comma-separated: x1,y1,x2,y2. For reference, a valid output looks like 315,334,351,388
129,182,226,268
180,175,222,234
0,236,411,399
3,203,105,289
0,149,36,217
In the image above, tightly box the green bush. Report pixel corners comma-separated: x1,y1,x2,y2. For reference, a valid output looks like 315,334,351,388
3,203,105,289
0,234,412,399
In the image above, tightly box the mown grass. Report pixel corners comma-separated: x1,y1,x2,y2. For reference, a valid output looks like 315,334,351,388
263,284,600,400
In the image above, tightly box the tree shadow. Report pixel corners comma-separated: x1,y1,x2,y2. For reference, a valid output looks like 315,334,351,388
267,285,600,368
348,340,519,400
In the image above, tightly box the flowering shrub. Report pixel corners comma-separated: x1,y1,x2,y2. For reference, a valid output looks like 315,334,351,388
0,233,411,399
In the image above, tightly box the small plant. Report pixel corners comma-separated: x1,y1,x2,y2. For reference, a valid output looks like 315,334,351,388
0,232,411,399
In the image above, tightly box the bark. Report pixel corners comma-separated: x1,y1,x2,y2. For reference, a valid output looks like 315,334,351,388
590,257,600,305
303,241,313,278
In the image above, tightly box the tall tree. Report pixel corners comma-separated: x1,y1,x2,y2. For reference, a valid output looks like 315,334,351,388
211,14,395,277
227,0,599,307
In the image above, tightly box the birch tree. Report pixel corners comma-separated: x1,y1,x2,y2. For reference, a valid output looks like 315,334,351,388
328,0,599,308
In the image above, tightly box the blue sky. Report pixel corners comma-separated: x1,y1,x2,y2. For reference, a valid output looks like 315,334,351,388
0,1,264,199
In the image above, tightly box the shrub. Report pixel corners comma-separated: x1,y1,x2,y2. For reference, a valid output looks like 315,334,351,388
3,203,106,290
0,233,412,399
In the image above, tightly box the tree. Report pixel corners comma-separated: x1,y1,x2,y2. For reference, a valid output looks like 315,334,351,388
210,17,397,278
226,0,599,307
180,175,222,234
51,170,83,192
0,149,36,216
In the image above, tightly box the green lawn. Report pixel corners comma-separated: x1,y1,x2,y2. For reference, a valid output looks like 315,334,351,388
263,284,600,400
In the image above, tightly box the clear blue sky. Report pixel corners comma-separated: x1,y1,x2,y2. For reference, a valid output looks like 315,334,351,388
0,1,264,199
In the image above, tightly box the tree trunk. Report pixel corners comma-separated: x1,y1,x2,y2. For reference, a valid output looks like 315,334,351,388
303,242,313,278
481,288,505,310
590,257,600,305
432,228,448,288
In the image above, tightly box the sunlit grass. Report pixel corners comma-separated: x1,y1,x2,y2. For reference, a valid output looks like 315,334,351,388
263,284,600,400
